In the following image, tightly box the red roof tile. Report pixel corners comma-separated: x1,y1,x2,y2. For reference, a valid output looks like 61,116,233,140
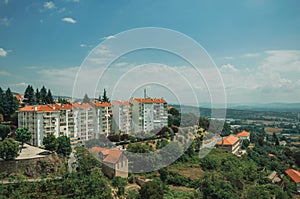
236,131,250,137
112,100,131,106
90,147,122,164
93,101,112,107
285,169,300,183
19,105,58,112
216,136,240,146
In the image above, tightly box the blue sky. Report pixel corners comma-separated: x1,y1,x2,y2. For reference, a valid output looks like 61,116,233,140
0,0,300,104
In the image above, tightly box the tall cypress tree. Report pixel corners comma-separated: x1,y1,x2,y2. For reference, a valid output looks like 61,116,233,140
24,85,35,105
3,88,18,120
101,89,110,103
35,88,40,105
46,89,54,104
40,86,47,105
0,87,4,115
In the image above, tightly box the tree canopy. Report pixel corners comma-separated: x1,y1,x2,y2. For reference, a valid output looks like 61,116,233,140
0,138,19,160
0,124,11,140
15,127,32,151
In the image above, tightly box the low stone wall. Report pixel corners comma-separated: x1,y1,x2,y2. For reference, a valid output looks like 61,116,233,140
0,153,62,177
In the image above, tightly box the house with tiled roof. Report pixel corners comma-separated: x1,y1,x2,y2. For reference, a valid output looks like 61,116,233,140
285,169,300,192
129,98,168,133
90,147,128,178
236,130,250,140
112,100,132,134
215,135,241,154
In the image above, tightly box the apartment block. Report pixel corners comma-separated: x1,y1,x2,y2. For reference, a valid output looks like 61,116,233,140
130,98,168,133
72,102,95,142
93,101,112,136
18,105,60,147
111,100,132,134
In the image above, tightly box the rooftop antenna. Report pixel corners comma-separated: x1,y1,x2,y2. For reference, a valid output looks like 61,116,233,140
144,88,147,99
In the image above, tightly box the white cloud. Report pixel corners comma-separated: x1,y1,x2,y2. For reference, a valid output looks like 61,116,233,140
220,64,239,72
80,44,86,47
0,17,11,26
57,8,66,13
114,62,129,67
0,48,8,57
223,56,234,60
102,35,116,40
62,17,77,24
1,0,9,4
0,71,10,76
244,53,260,57
11,82,28,87
43,1,55,9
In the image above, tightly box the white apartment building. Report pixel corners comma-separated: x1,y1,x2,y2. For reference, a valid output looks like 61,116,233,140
93,101,112,136
111,100,132,134
72,102,95,142
130,98,168,133
18,105,60,147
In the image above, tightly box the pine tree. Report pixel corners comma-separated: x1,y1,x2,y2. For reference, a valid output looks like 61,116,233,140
0,87,4,115
40,86,47,104
3,88,18,121
35,88,40,105
101,89,110,103
83,94,90,103
24,85,35,105
46,89,54,104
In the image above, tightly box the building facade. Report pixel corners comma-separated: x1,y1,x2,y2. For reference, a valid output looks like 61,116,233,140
111,100,132,134
130,98,168,133
93,101,112,136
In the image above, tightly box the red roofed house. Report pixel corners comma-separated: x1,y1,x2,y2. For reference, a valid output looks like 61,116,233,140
91,147,128,178
112,100,132,134
285,169,300,192
215,135,241,154
129,98,168,133
236,131,250,140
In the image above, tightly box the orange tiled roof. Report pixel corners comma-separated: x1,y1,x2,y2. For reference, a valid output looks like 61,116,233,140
285,169,300,183
93,101,111,107
14,93,23,101
216,135,240,146
112,100,131,106
72,102,93,109
19,105,58,112
236,131,250,137
90,147,122,164
132,98,167,103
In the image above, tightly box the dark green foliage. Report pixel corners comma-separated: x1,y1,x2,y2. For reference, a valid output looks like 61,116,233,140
82,93,90,103
0,138,19,160
56,136,71,157
46,89,54,104
15,127,32,151
0,124,11,140
24,85,35,105
35,88,40,105
74,146,100,175
0,87,18,121
43,133,57,151
40,86,47,104
0,169,112,198
112,176,127,196
241,139,250,149
127,143,153,153
139,179,164,199
100,89,110,103
158,167,168,182
168,107,179,117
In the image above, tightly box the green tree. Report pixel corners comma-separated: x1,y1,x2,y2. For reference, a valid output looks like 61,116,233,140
100,89,110,103
2,88,18,120
139,179,164,199
74,146,100,175
40,86,47,104
82,93,90,103
46,89,54,104
0,138,19,160
24,85,35,105
158,167,169,182
241,139,250,149
112,176,127,196
168,107,179,117
0,124,11,140
15,128,32,151
35,88,40,105
56,136,72,157
43,133,57,151
0,87,4,116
